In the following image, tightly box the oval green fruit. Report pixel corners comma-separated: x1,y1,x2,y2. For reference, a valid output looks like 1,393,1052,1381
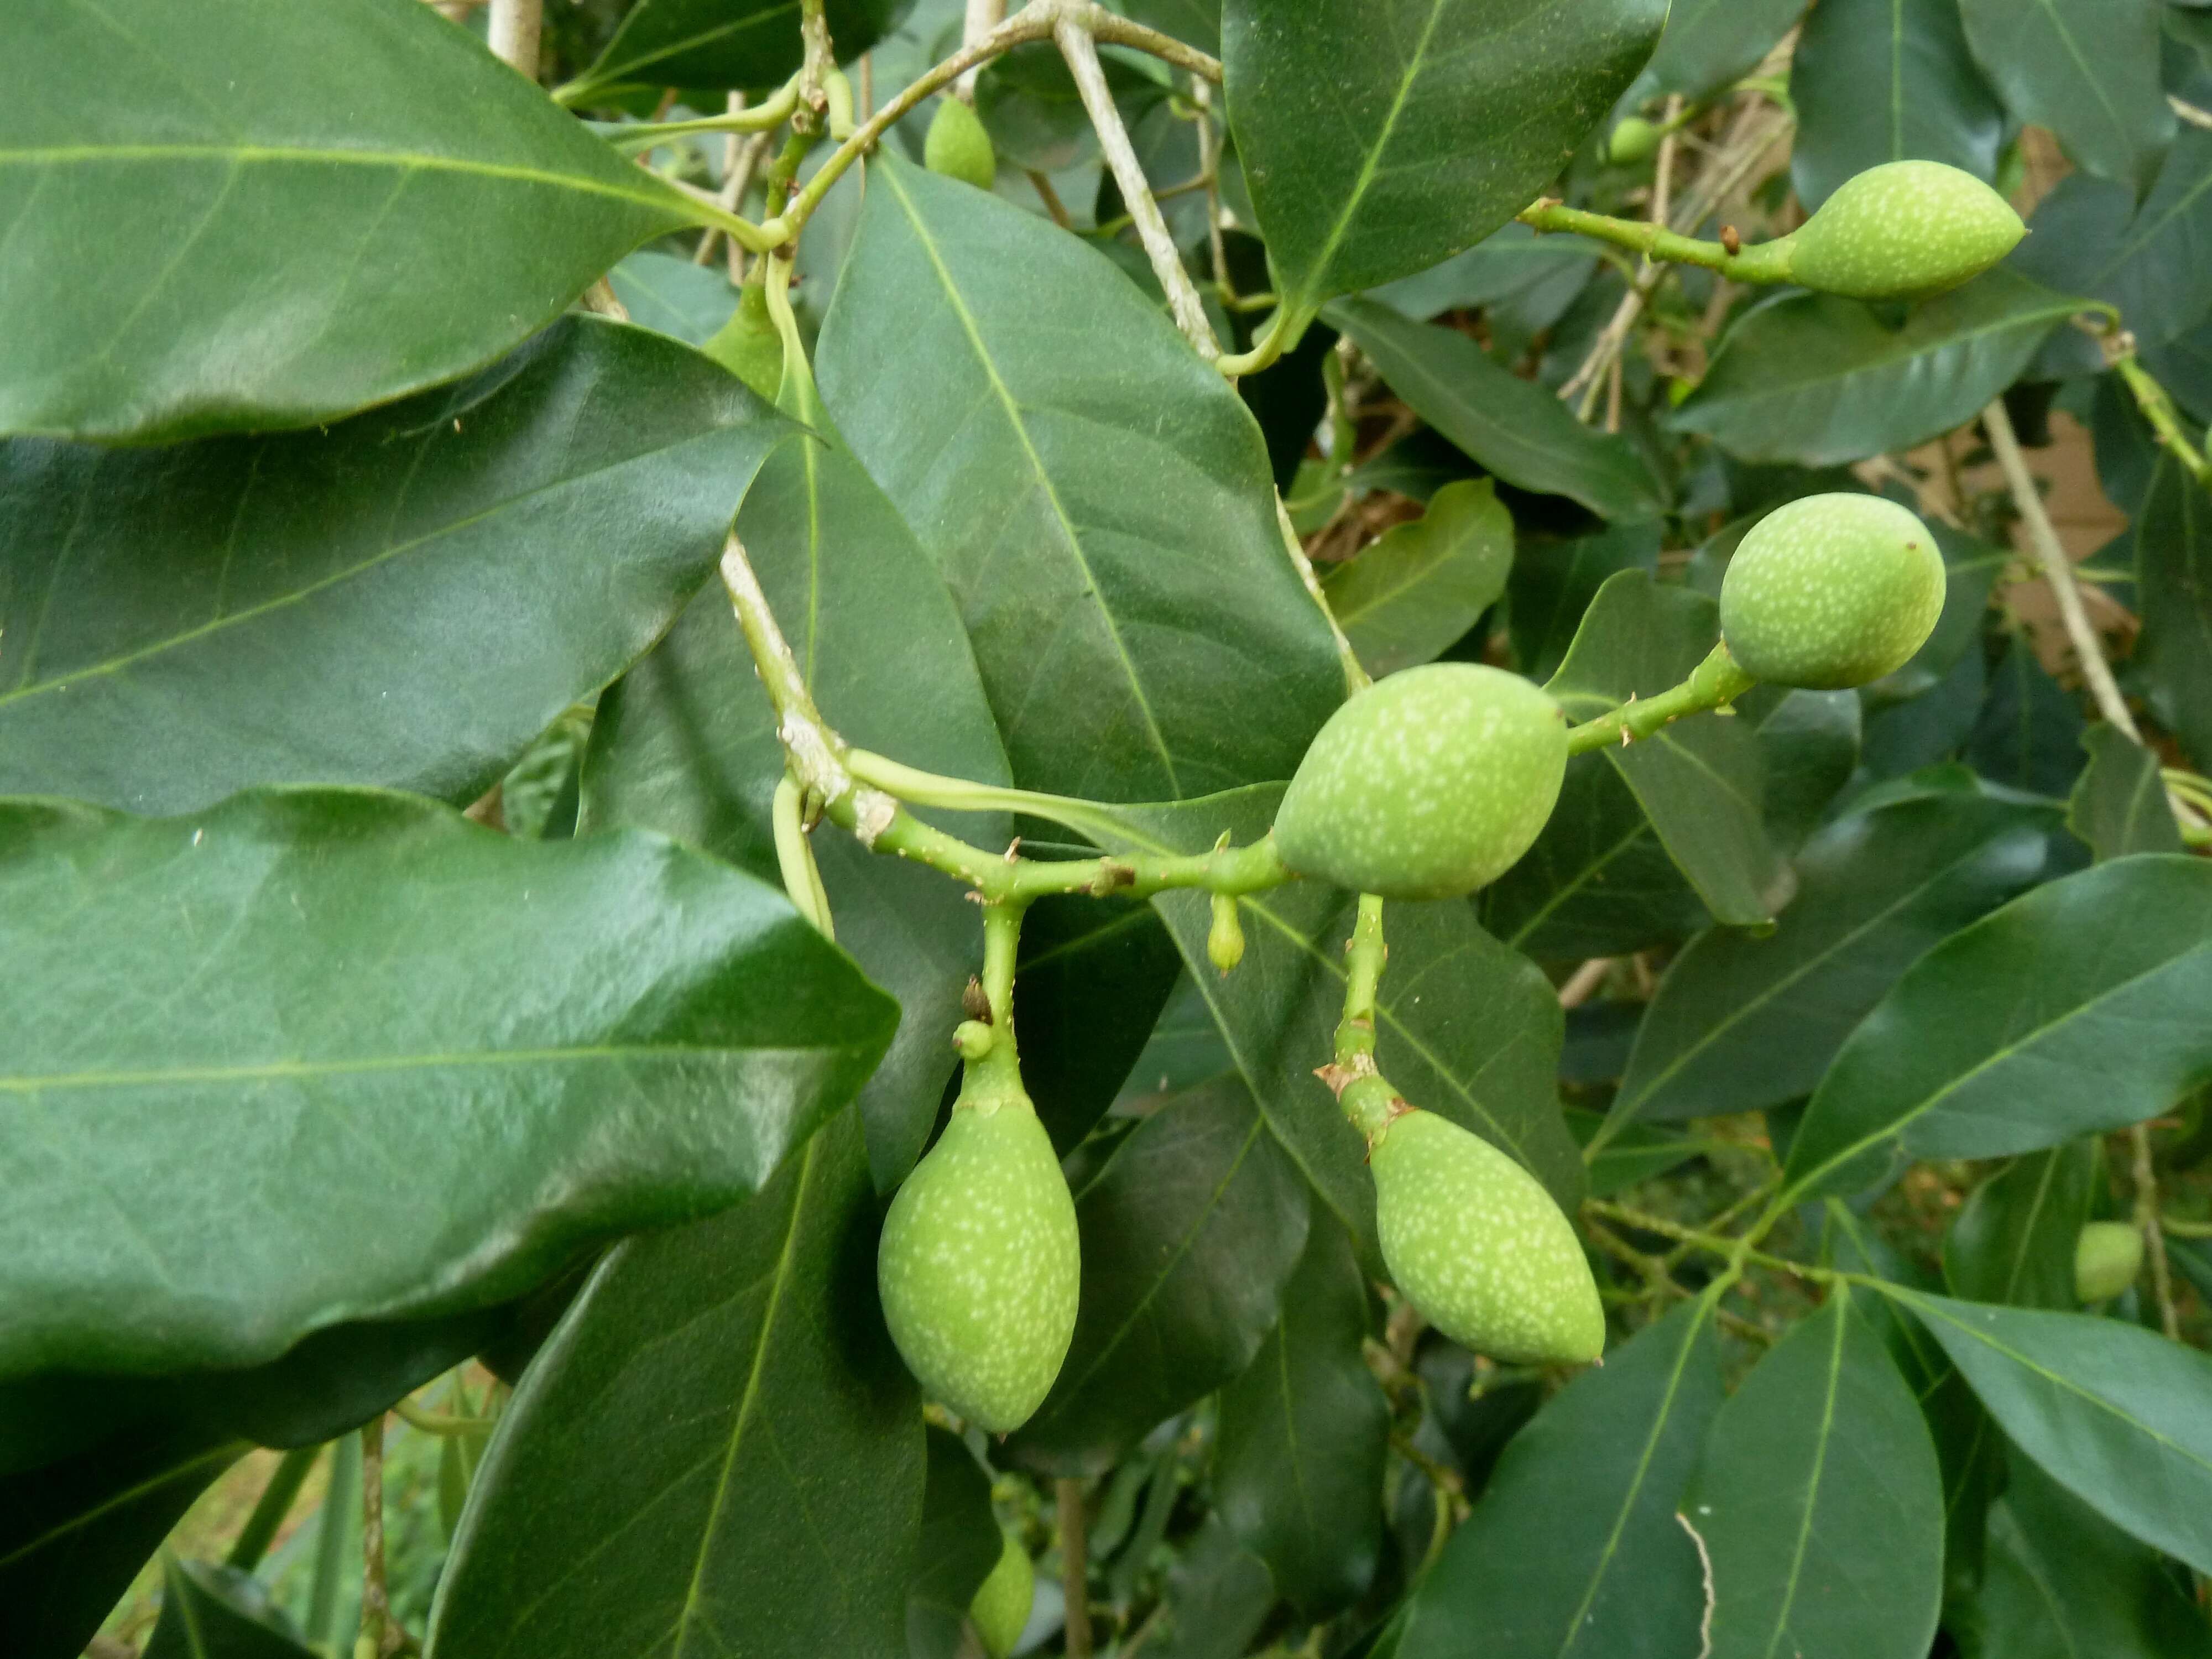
1272,664,1568,900
969,1526,1035,1659
2074,1220,2144,1303
1720,493,1946,689
925,96,998,191
1787,160,2023,300
1369,1107,1604,1365
1608,116,1661,165
878,1075,1078,1432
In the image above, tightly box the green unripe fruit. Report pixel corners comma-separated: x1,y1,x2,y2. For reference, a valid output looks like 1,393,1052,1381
2074,1221,2144,1303
925,96,998,191
1720,493,1946,690
969,1526,1035,1659
1608,116,1661,165
1369,1106,1604,1365
878,1072,1078,1432
1273,664,1568,900
1787,160,2024,300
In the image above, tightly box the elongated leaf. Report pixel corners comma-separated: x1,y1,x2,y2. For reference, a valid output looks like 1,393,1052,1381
144,1558,315,1659
1630,0,1806,104
1786,855,2212,1196
0,789,895,1383
0,0,703,442
1895,1290,2212,1575
1790,0,2004,210
908,1427,1003,1659
1365,223,1600,328
1331,299,1668,519
1146,1519,1277,1659
1684,1291,1943,1659
582,409,1009,1192
572,0,911,99
0,318,787,816
1223,0,1667,332
1320,478,1513,676
1213,1218,1387,1618
2068,723,2184,859
1396,1301,1723,1659
817,155,1343,801
427,1109,922,1657
2133,452,2212,769
1507,519,1660,684
1671,272,2082,465
0,1425,245,1659
607,251,740,345
1959,0,2173,194
1944,1142,2098,1308
1965,637,2085,798
1970,1451,2212,1659
1015,894,1186,1155
1005,1079,1310,1475
1752,685,1861,850
1612,791,2062,1128
1548,570,1785,927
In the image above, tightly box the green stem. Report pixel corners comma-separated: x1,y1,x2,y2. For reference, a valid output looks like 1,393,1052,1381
2161,1214,2212,1239
2111,351,2212,488
980,900,1025,1031
226,1444,321,1573
844,747,1126,839
1564,641,1756,755
1217,304,1294,378
1519,200,1796,285
1334,894,1386,1071
603,78,803,149
391,1398,497,1437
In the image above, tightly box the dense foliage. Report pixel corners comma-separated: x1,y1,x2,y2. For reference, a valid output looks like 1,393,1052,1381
6,1,2212,1656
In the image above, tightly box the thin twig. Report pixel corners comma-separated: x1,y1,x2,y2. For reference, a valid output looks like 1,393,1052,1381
1057,20,1218,358
1557,957,1614,1008
1058,1478,1093,1659
959,0,1006,97
361,1418,402,1658
2133,1125,2183,1340
1192,76,1234,302
487,0,542,77
1275,495,1370,696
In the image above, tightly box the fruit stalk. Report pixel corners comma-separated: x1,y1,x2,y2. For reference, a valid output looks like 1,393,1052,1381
1520,200,1794,285
1563,641,1756,755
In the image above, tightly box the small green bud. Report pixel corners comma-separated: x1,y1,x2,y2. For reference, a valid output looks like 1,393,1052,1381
878,1075,1078,1432
1273,664,1568,900
701,282,782,403
925,96,998,191
953,1019,996,1061
1786,160,2024,300
968,1526,1035,1659
1720,493,1946,689
1207,893,1246,974
1369,1108,1604,1365
2074,1220,2144,1303
1608,116,1661,165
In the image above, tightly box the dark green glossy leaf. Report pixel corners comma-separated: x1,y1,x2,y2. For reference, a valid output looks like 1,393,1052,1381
1861,644,1986,779
1005,1078,1309,1475
1967,1453,2212,1659
0,318,787,816
1630,0,1805,103
1321,478,1514,676
1751,686,1862,850
1786,855,2212,1196
2132,453,2212,769
1611,791,2063,1128
0,1425,245,1659
427,1109,922,1657
1016,893,1186,1155
1959,0,2173,194
1396,1301,1723,1659
978,41,1165,175
1144,1518,1277,1659
1507,520,1661,686
1116,974,1235,1107
1480,753,1708,961
1671,273,2082,466
1965,637,2086,798
1548,570,1785,926
817,155,1343,801
908,1426,1002,1659
607,251,740,345
144,1558,315,1659
1685,1291,1944,1659
1944,1142,2098,1308
1365,223,1601,327
1580,1114,1733,1198
1080,787,1583,1261
1223,0,1667,332
1895,1290,2212,1575
498,705,592,841
2008,131,2212,353
1213,1218,1387,1618
0,789,895,1382
2069,723,2184,858
582,406,1009,1192
571,0,911,99
0,0,703,442
1790,0,2003,210
1332,299,1669,519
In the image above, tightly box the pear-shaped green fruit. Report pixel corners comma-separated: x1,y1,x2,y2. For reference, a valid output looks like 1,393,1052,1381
1369,1107,1603,1364
925,96,998,191
1786,160,2023,300
1608,116,1661,165
1720,493,1946,689
1272,664,1568,900
878,1073,1078,1432
969,1526,1036,1659
2074,1220,2145,1303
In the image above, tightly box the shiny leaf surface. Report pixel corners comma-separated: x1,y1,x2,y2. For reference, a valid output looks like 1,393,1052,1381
1789,0,2004,210
1959,0,2173,192
1320,478,1514,676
